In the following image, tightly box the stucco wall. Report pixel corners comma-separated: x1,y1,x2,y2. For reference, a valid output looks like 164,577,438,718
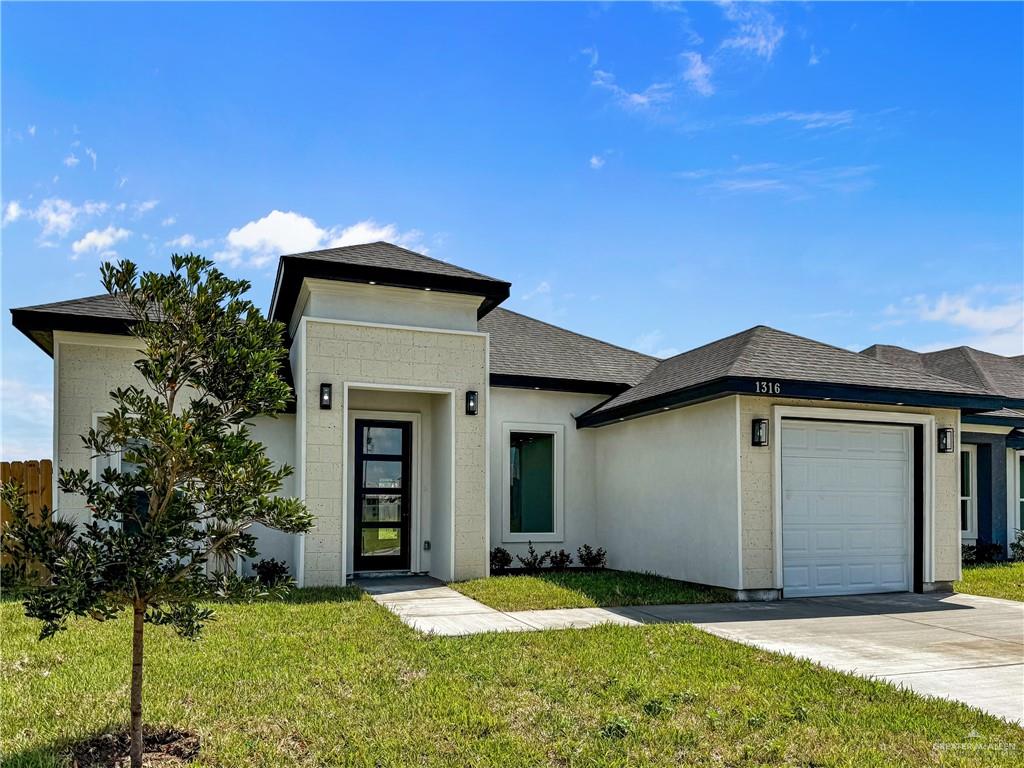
488,388,605,560
54,335,147,524
244,415,298,576
301,318,487,586
292,279,481,335
592,396,742,589
739,397,960,589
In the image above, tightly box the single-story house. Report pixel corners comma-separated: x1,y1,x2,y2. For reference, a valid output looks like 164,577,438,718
862,344,1024,557
11,242,1024,599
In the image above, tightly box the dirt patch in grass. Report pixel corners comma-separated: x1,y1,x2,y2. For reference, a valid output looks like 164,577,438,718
68,726,199,767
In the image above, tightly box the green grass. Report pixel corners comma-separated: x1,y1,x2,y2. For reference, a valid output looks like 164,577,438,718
956,561,1024,602
4,589,1023,767
450,569,735,611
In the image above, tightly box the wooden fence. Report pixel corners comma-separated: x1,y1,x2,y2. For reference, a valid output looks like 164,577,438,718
1,459,53,529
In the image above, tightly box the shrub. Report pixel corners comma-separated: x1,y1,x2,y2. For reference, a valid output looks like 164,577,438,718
253,558,290,586
1010,529,1024,562
549,549,574,569
489,546,513,572
577,544,607,568
962,541,1003,565
516,541,551,570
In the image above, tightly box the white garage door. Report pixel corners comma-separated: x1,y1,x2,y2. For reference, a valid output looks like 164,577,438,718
782,420,912,598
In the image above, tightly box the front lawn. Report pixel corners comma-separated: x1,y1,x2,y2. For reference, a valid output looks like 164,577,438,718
4,589,1022,767
956,561,1024,602
451,569,734,611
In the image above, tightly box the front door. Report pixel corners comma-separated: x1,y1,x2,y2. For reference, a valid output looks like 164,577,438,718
354,419,412,571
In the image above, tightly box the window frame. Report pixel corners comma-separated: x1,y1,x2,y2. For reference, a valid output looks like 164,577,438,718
1017,452,1023,534
501,422,564,543
959,443,978,540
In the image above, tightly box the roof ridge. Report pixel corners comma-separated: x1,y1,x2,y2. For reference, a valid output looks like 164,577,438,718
960,346,1000,392
286,241,505,283
14,292,113,311
725,325,769,375
492,307,659,361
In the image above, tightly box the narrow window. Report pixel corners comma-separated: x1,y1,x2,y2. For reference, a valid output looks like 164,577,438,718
960,445,977,538
509,432,554,534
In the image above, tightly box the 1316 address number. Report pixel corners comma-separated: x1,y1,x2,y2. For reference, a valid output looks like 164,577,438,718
755,381,781,394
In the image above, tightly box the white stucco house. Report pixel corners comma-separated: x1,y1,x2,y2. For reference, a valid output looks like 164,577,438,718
12,242,1024,599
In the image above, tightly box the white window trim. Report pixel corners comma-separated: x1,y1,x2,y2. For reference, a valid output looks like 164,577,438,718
960,444,978,540
501,421,564,543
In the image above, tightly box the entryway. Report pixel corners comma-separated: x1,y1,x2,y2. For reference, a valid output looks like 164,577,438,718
353,418,412,571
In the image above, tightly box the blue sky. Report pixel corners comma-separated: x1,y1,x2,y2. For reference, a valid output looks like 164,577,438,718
2,1,1022,459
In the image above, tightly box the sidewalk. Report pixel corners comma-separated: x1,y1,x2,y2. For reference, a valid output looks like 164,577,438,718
356,575,645,636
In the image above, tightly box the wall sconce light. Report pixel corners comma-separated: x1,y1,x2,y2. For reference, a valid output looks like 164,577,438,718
319,383,332,410
465,390,479,416
751,418,769,447
937,427,954,453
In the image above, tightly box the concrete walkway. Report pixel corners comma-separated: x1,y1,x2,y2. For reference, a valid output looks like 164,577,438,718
358,576,1024,724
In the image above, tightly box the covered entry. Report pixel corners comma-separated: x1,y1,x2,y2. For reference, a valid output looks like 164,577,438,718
781,420,913,598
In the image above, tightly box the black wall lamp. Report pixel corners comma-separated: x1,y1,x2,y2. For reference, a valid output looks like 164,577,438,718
751,418,769,447
937,427,954,453
465,390,479,416
320,383,332,410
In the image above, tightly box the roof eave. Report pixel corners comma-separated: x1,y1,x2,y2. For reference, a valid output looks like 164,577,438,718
269,255,511,329
490,373,630,396
576,376,1012,428
10,307,135,358
962,412,1024,428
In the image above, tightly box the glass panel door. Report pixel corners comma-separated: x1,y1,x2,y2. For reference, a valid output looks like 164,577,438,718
354,419,412,571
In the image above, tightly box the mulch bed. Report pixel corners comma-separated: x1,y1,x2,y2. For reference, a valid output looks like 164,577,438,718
69,726,199,767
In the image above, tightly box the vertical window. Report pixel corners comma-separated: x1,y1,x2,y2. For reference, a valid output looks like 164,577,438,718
510,432,554,534
1018,454,1023,531
502,423,563,542
92,415,148,532
960,445,977,538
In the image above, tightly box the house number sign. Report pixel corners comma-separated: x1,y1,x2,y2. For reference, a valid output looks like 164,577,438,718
754,380,781,394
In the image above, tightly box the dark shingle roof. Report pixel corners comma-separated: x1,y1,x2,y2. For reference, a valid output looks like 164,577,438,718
861,344,1024,399
15,293,132,320
480,308,659,391
11,294,135,355
269,242,511,325
281,241,504,283
592,325,992,416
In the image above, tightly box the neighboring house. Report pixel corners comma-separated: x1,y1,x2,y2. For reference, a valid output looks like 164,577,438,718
11,243,1024,599
863,344,1024,556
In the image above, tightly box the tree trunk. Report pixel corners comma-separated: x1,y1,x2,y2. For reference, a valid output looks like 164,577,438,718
129,603,145,768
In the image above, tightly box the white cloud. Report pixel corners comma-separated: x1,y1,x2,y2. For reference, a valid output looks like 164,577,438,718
521,281,551,301
885,288,1024,356
719,1,785,61
167,234,196,249
589,155,606,170
28,198,108,238
27,125,37,137
681,52,714,96
85,147,97,170
0,378,53,461
808,45,821,66
327,219,423,250
581,46,599,68
675,159,876,197
632,330,679,359
743,110,855,130
63,153,80,167
71,225,131,259
2,200,24,225
216,211,425,269
591,68,672,111
133,199,159,215
161,216,177,227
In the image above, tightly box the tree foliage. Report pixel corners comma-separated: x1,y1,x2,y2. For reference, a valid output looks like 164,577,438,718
3,253,314,764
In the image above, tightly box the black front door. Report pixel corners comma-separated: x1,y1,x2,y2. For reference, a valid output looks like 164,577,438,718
354,419,412,571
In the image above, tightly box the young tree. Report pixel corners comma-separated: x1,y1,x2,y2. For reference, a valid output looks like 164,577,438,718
1,254,312,768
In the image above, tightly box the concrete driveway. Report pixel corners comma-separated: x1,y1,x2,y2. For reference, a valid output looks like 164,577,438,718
629,592,1024,724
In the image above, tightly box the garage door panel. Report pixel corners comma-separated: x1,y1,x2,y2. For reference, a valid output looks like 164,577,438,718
783,421,911,598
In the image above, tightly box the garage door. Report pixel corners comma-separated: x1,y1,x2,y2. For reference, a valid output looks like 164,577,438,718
782,421,912,598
